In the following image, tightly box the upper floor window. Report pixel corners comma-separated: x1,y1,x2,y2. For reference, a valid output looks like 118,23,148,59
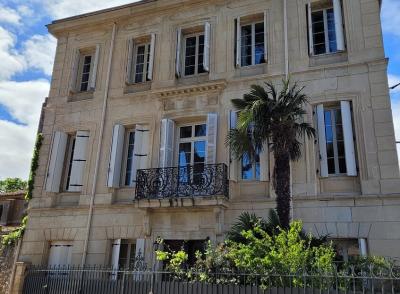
242,152,260,180
70,45,100,94
126,34,156,84
307,0,345,56
175,23,210,78
236,12,267,67
316,101,357,178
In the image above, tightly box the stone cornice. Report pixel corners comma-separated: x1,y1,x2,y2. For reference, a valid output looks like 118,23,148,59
152,80,227,98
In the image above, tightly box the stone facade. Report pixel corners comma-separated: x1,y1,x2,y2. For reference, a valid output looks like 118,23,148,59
17,0,400,269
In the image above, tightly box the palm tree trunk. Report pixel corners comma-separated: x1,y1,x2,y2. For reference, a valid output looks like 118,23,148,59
273,151,291,229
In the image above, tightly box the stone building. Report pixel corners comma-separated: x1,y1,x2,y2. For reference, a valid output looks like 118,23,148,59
17,0,400,270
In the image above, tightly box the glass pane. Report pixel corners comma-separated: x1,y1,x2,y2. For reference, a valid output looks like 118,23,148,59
180,126,192,138
125,131,135,186
337,141,345,157
242,153,253,180
255,44,265,65
194,141,206,164
84,55,92,65
129,244,137,267
119,244,128,268
328,158,336,174
179,143,192,167
195,124,207,137
327,9,337,52
255,153,261,180
327,142,334,158
137,46,145,55
339,157,347,174
255,22,265,64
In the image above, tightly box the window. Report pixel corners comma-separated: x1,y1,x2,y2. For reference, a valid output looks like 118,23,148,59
242,152,260,180
177,124,207,184
79,55,92,91
65,134,77,190
184,34,206,76
117,240,136,269
48,242,73,267
240,22,265,66
111,239,145,272
163,240,206,268
308,0,345,56
324,107,346,175
133,43,151,83
331,239,367,263
124,130,136,186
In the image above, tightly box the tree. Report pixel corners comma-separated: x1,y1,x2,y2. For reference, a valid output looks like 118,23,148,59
226,79,315,228
0,178,27,193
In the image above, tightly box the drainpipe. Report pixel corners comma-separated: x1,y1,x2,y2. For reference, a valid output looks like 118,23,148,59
81,22,117,266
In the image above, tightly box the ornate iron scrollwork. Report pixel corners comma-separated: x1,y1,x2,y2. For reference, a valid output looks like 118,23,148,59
136,164,229,200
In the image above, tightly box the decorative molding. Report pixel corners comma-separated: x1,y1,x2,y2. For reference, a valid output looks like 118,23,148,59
153,80,227,98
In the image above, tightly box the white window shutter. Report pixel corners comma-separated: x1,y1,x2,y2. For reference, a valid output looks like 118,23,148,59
228,111,238,182
126,39,134,84
206,113,218,164
236,17,241,67
307,3,314,56
203,22,211,72
46,132,68,193
48,242,72,267
341,101,357,176
263,11,268,63
68,131,90,192
175,28,182,78
260,143,269,182
359,238,368,257
135,239,145,258
111,239,121,270
107,125,125,188
89,44,100,90
333,0,345,51
160,119,175,168
147,33,156,81
317,105,328,178
70,50,80,93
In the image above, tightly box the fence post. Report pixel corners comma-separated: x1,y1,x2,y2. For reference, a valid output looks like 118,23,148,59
10,262,30,294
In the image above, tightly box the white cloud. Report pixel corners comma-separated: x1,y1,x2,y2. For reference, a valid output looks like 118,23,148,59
23,34,57,76
0,6,21,26
381,0,400,37
0,26,25,80
391,99,400,165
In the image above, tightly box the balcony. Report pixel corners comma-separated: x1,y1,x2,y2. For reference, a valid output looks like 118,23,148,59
135,163,229,201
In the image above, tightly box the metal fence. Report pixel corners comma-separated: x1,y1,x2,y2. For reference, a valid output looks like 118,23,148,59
22,265,400,294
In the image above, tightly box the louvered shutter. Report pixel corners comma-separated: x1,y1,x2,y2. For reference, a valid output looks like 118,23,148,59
89,44,100,90
0,202,10,225
307,3,314,56
341,101,357,176
263,11,268,63
175,28,182,78
206,113,218,164
107,125,125,188
259,142,269,182
68,131,90,192
111,239,121,270
129,125,150,186
148,34,156,80
160,119,175,168
333,0,345,51
126,39,135,84
228,111,238,182
70,50,80,93
235,17,241,67
317,104,329,178
46,132,68,193
48,242,72,267
203,22,211,72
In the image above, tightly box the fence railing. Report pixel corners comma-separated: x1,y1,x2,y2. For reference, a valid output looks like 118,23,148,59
22,265,400,294
135,163,229,200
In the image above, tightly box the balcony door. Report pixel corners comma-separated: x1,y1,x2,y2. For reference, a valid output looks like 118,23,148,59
177,123,207,186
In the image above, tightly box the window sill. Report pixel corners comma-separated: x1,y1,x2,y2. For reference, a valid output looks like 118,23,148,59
68,90,94,102
177,73,210,86
124,82,152,94
309,51,348,67
235,63,267,78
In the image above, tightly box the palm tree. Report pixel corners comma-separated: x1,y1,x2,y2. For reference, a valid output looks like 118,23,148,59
226,79,315,229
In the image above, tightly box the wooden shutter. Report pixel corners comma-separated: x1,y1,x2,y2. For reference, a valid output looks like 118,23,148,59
70,50,80,93
206,113,218,164
175,28,182,78
148,33,156,80
48,242,72,267
68,131,90,192
307,3,314,56
359,238,368,257
107,125,125,188
260,142,269,182
0,202,10,225
126,39,135,84
228,111,238,182
316,104,328,178
160,119,175,168
89,44,100,90
130,125,150,186
46,132,68,193
203,22,211,72
264,11,268,63
111,239,121,270
333,0,345,51
135,239,145,258
235,17,241,67
341,101,357,176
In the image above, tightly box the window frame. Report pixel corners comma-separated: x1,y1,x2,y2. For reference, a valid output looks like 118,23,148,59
241,152,261,181
121,128,136,187
310,6,337,55
132,42,151,84
240,20,265,67
76,53,94,92
182,32,206,77
63,133,77,192
117,239,137,269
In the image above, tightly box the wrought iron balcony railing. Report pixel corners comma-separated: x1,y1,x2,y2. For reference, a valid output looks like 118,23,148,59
135,163,229,200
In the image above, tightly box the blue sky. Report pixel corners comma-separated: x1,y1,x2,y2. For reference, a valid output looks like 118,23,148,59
0,0,399,179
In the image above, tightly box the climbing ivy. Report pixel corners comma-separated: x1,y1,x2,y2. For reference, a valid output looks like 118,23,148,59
25,133,43,201
1,216,27,246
